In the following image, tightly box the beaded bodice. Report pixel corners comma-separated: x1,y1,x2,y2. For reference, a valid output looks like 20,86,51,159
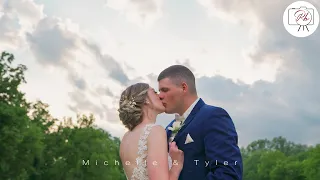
129,124,172,180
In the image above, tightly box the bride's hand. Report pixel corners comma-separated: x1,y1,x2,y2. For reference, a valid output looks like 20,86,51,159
169,141,184,170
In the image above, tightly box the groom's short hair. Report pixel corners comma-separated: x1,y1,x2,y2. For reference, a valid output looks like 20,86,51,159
157,65,197,94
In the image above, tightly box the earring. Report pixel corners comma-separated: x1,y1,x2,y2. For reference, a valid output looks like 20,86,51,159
146,100,150,104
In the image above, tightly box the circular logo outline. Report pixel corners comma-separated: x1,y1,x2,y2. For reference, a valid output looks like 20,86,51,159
283,1,319,37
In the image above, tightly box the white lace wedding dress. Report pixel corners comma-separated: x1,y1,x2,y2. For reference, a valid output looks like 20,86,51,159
127,124,173,180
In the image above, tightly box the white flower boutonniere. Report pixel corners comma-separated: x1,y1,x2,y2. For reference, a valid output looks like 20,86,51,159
168,121,184,142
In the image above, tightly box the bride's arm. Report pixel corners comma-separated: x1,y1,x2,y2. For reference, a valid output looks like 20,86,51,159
147,125,182,180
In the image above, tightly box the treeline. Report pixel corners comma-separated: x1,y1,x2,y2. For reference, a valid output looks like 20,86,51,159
0,51,319,180
0,52,126,180
241,137,320,180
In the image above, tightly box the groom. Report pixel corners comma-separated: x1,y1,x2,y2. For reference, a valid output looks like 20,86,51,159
157,65,243,180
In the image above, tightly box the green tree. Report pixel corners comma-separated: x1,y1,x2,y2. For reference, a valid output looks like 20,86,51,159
302,145,320,179
242,136,319,180
0,51,126,179
0,52,44,179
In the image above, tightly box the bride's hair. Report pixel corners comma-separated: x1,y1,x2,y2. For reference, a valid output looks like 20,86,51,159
118,83,149,131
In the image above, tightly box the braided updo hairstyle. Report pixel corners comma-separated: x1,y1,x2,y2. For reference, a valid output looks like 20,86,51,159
118,83,150,131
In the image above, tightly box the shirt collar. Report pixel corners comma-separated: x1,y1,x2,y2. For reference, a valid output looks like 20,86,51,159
177,97,200,119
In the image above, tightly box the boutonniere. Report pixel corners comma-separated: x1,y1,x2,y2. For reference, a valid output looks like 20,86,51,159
168,121,184,142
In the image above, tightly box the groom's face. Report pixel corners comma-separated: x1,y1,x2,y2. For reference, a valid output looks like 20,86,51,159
158,78,183,114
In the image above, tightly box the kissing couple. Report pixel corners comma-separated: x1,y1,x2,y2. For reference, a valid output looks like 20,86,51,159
119,65,243,180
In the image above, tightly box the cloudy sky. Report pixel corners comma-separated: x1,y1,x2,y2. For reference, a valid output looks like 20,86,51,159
1,0,319,147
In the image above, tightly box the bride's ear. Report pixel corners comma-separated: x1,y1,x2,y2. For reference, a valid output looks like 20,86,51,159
145,99,150,105
144,96,151,106
144,97,155,110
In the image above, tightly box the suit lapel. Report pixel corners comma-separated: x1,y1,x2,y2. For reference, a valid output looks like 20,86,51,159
166,120,174,151
166,120,174,140
173,98,205,142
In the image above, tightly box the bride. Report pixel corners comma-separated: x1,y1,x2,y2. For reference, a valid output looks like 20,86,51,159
118,83,184,180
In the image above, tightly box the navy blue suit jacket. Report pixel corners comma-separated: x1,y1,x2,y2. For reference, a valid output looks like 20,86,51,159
166,98,243,180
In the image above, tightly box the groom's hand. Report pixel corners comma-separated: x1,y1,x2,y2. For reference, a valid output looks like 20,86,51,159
169,142,184,170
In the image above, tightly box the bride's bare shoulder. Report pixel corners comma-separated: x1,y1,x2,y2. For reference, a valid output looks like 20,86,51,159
150,124,166,131
119,131,132,151
148,125,166,141
121,125,166,144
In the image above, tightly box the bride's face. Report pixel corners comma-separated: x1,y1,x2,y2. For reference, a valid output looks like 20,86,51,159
146,87,165,113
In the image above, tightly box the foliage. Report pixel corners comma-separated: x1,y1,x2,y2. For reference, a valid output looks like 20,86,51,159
241,137,320,180
0,51,126,179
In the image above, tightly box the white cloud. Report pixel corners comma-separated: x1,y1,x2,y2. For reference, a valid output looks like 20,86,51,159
0,13,22,49
26,15,130,85
26,17,81,67
5,0,44,28
106,0,163,28
22,12,132,137
195,0,320,145
0,0,44,49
